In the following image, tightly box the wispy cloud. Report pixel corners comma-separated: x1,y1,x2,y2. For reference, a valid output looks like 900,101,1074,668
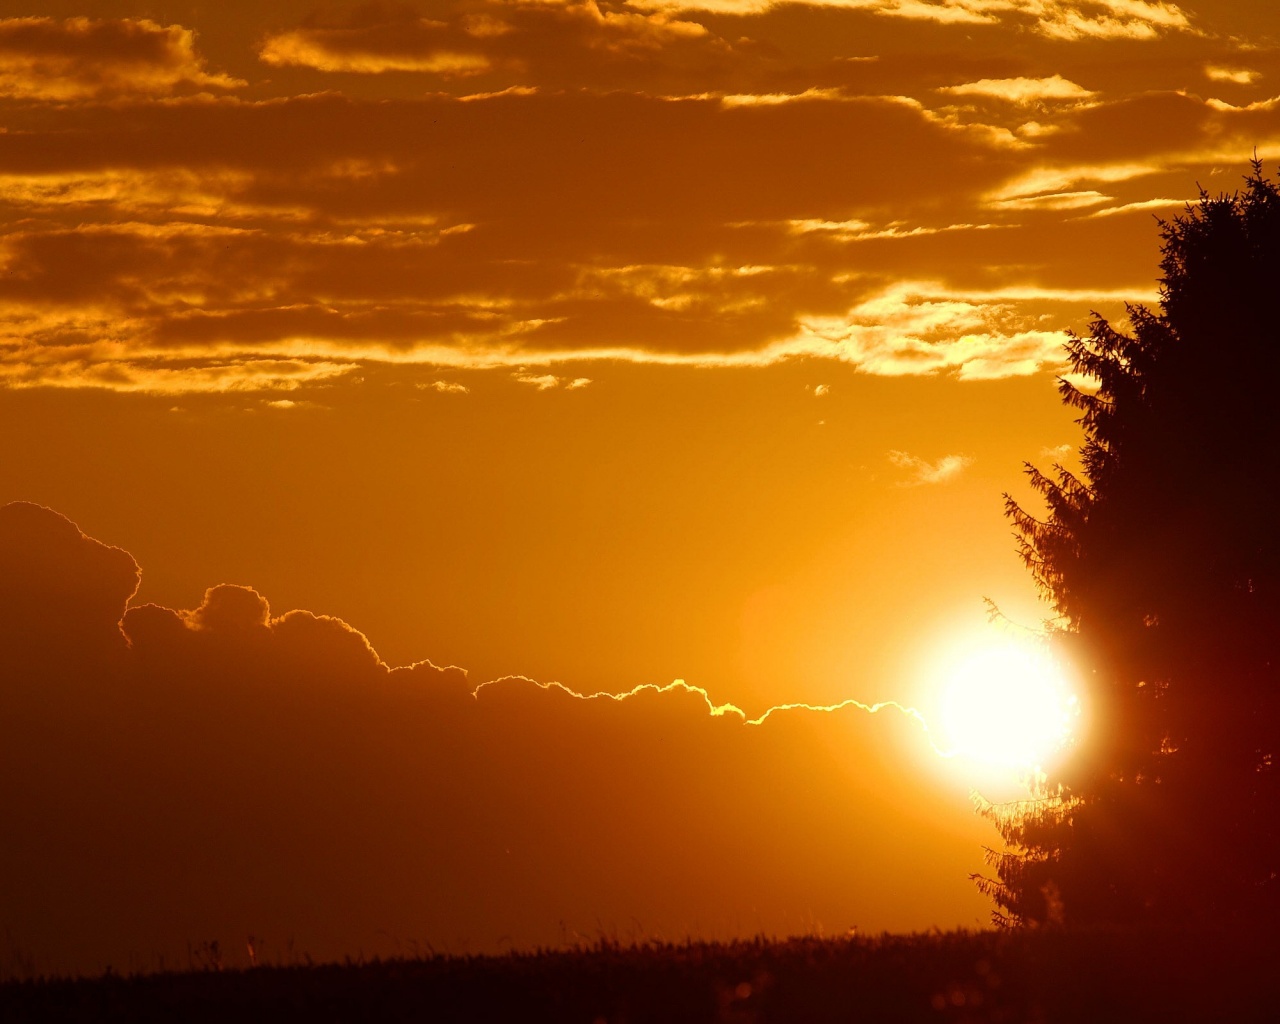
422,379,471,394
888,450,974,485
512,372,593,390
793,283,1072,380
1084,197,1189,217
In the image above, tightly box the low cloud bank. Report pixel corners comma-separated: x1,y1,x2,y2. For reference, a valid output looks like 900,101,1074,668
0,502,989,976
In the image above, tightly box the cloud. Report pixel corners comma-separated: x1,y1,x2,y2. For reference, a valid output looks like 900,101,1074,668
994,189,1111,210
0,502,139,661
887,450,974,485
791,283,1071,379
260,2,492,77
939,75,1095,104
513,371,561,390
624,0,1193,40
0,87,1030,386
1020,0,1192,40
1,51,1275,390
0,502,990,975
1204,65,1259,86
0,349,357,395
1027,90,1280,170
713,87,850,106
512,371,593,389
1084,197,1189,217
0,17,242,101
257,0,733,91
422,379,471,393
784,218,1005,241
985,161,1162,207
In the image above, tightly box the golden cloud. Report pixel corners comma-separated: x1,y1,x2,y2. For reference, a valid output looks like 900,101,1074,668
994,190,1111,210
1,77,1273,391
625,0,984,19
422,379,471,393
888,450,974,485
256,0,727,89
0,17,241,101
985,160,1164,208
790,282,1078,379
0,351,356,395
939,75,1095,104
1204,65,1259,85
1027,0,1191,40
261,33,491,75
1084,196,1188,217
625,0,1192,40
713,87,851,106
512,371,593,389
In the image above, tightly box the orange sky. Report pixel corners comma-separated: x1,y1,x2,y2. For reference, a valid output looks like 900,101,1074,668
2,0,1278,976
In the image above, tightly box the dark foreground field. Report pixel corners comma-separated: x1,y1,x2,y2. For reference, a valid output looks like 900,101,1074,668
2,926,1274,1023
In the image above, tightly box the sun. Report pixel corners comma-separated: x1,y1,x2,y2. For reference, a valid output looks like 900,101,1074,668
936,640,1079,770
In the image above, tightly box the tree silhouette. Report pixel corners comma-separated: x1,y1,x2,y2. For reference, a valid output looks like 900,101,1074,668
979,159,1280,927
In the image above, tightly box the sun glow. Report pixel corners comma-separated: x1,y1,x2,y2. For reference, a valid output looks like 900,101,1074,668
936,640,1079,770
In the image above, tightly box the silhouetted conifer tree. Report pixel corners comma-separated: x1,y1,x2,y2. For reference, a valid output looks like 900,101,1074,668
980,159,1280,927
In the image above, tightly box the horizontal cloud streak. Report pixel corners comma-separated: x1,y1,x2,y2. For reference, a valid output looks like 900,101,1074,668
625,0,1193,40
257,0,723,89
939,75,1095,104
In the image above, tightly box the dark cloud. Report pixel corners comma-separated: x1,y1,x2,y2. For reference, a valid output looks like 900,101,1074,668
257,0,752,93
0,90,1003,222
0,502,138,662
0,16,241,100
0,502,988,975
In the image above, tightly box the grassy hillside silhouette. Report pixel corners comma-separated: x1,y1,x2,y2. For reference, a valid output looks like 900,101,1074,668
5,927,1278,1023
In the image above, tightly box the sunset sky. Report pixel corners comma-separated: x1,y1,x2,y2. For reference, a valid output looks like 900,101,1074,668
3,0,1279,975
